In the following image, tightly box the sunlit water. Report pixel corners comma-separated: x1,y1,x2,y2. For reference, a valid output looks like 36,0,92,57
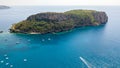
0,6,120,68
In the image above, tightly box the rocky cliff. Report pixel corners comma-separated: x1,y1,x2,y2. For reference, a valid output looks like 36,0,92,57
10,10,108,34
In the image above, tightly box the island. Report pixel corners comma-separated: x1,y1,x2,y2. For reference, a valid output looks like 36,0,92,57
0,5,10,9
0,31,3,33
10,9,108,34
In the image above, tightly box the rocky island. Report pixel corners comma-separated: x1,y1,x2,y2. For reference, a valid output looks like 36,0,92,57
0,31,3,33
0,5,10,9
10,10,108,34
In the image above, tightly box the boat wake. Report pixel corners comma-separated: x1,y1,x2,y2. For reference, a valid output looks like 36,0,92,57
79,57,95,68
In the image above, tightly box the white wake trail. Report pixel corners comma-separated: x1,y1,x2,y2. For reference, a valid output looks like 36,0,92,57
79,57,92,68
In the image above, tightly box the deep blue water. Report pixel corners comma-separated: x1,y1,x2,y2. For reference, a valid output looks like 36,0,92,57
0,6,120,68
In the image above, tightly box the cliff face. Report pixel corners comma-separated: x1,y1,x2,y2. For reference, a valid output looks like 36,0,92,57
27,13,71,22
10,10,108,34
92,12,108,24
27,12,108,24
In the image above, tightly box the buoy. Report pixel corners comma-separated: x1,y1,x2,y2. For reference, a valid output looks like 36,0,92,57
0,60,4,63
79,57,91,68
10,65,13,67
23,59,27,62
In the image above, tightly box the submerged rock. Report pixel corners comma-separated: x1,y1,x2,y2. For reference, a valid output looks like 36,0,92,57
10,9,108,34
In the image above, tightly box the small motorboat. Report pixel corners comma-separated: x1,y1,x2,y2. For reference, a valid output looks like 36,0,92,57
10,65,13,67
0,60,4,63
5,63,9,65
4,54,7,57
5,57,9,60
23,59,27,62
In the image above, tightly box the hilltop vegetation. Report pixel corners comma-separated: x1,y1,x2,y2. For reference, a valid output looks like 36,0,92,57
10,10,108,34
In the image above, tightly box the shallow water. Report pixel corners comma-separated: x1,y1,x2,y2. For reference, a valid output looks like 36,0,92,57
0,6,120,68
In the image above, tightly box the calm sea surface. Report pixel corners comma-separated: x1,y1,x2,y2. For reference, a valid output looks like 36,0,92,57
0,6,120,68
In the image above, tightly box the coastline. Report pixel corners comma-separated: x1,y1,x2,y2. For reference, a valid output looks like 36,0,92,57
9,24,106,35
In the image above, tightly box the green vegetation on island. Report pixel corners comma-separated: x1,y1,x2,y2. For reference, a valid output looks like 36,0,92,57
10,10,108,34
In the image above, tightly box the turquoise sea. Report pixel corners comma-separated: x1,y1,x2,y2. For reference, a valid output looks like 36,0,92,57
0,6,120,68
